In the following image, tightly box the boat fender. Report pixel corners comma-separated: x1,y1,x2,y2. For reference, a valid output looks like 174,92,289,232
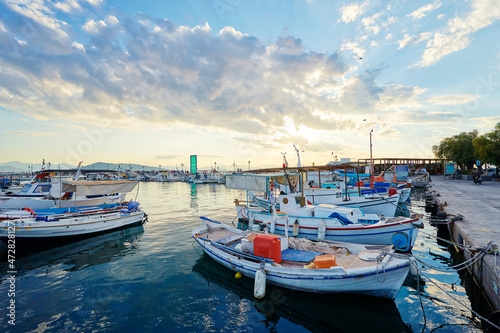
292,220,300,237
318,221,326,240
268,220,275,234
254,268,266,299
248,215,255,229
22,207,37,217
235,272,242,279
251,224,261,232
391,232,410,251
409,257,418,276
388,188,397,196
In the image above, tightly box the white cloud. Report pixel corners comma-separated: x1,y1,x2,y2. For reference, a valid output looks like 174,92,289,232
417,0,500,67
82,19,106,34
83,0,102,6
408,1,442,21
54,0,82,13
427,94,478,105
339,1,369,23
71,41,85,51
437,13,445,20
397,32,432,49
341,40,365,57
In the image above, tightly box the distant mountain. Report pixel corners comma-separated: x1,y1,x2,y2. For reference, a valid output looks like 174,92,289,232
0,161,224,173
82,162,175,172
0,161,76,173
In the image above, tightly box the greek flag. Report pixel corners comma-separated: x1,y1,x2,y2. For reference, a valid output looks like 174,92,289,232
268,191,276,206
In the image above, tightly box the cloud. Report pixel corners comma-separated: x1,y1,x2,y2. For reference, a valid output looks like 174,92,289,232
0,6,439,148
427,94,479,105
341,40,365,57
155,154,179,159
397,32,432,49
54,0,83,13
2,0,72,53
4,131,55,136
408,1,442,21
417,0,500,67
339,1,369,23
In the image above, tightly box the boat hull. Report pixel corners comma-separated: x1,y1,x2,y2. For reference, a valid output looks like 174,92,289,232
241,208,419,248
194,231,410,300
304,190,399,217
0,211,145,244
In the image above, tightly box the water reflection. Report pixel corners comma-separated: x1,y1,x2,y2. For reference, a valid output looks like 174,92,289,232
0,225,144,277
190,183,198,208
192,255,412,333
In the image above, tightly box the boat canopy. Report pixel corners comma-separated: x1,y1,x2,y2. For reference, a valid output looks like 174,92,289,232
226,173,301,192
61,180,138,195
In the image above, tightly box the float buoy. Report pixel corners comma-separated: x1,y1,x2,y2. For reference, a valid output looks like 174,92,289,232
254,268,266,299
318,221,326,240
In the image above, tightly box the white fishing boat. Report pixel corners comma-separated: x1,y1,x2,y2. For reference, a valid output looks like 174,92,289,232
228,173,421,250
303,188,400,217
192,218,414,300
0,201,146,243
0,179,137,210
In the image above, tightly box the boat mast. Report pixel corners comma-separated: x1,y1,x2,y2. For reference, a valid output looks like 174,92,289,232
293,145,301,167
370,130,374,188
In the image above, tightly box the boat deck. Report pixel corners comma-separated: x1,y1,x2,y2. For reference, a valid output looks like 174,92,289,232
197,227,386,270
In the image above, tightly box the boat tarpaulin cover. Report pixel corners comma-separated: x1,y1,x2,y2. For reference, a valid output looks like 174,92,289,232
226,173,300,192
61,180,138,195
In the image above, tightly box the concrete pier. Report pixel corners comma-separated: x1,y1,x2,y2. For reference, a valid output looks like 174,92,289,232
427,175,500,312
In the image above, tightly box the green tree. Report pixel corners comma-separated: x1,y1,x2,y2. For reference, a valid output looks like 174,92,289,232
432,130,478,171
473,122,500,166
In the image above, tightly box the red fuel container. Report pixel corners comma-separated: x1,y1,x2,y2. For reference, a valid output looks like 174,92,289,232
253,234,282,264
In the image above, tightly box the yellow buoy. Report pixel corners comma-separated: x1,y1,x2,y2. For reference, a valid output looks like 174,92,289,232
235,272,242,279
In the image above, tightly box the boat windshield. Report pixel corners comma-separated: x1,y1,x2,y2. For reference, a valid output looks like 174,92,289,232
20,184,32,193
33,184,51,193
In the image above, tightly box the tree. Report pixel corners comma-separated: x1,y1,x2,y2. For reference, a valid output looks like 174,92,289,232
432,130,478,171
473,122,500,166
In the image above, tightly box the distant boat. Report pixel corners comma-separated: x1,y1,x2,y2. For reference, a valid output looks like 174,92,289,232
192,218,414,300
0,178,137,210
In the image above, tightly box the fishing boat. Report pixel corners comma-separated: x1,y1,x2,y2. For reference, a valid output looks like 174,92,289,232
0,201,146,243
192,217,414,300
228,173,421,249
0,164,135,210
0,203,124,220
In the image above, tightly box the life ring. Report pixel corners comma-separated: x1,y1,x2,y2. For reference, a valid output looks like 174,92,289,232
390,182,398,188
22,207,37,217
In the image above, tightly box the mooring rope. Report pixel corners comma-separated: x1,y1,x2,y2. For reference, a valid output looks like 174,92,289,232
419,270,500,332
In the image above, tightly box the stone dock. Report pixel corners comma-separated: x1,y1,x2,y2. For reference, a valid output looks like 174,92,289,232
426,175,500,313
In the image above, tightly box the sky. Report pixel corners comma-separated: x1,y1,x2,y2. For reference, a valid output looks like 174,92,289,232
0,0,499,170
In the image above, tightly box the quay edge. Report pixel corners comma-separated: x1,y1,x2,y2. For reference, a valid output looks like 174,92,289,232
426,175,500,314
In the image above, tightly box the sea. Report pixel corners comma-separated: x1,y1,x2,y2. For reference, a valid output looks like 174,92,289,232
0,182,491,332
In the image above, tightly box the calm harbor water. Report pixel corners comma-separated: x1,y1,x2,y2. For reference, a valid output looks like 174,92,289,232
0,182,487,332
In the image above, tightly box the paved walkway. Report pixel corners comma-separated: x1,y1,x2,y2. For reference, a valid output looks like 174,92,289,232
429,175,500,248
428,175,500,312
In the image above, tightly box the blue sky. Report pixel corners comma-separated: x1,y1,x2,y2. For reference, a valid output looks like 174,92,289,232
0,0,499,170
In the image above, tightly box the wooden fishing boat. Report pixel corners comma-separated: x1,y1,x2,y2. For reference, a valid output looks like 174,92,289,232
192,217,414,300
0,201,146,243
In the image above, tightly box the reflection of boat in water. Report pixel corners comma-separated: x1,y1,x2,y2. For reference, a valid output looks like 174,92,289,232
192,255,412,333
0,224,145,272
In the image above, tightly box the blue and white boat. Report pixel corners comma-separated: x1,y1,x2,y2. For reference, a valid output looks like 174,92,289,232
228,173,421,249
192,218,414,300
